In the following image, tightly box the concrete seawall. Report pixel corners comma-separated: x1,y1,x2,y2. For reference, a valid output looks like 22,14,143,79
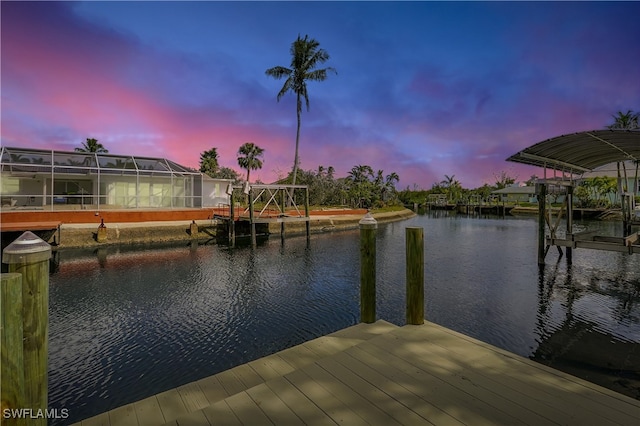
46,209,416,249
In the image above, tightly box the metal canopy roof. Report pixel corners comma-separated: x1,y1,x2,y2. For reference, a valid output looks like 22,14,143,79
506,129,640,174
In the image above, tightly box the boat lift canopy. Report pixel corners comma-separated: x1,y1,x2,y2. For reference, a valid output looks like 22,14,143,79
506,129,640,264
506,129,640,174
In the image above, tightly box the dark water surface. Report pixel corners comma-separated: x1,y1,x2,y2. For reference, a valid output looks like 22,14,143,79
48,212,640,424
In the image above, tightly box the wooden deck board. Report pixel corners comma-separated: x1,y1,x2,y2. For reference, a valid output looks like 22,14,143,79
195,375,229,405
397,324,640,424
72,321,640,426
176,382,209,413
245,382,302,425
285,367,368,425
156,388,189,423
317,350,444,426
265,376,337,425
224,391,274,425
134,396,166,426
201,400,241,426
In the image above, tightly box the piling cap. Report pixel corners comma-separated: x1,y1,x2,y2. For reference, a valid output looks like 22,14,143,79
2,231,51,264
359,212,378,229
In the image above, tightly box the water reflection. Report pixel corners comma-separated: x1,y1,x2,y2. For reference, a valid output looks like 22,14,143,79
535,256,640,399
47,213,640,424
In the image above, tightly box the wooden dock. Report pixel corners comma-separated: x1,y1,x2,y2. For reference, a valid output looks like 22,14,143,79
73,320,640,426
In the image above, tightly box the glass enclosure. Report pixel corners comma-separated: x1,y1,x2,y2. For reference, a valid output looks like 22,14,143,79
0,147,207,210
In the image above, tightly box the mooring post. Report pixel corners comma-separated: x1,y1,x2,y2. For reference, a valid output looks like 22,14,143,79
281,188,286,241
359,212,377,323
2,231,51,425
566,185,573,264
248,187,256,247
305,187,311,241
406,227,425,325
536,183,547,265
97,218,107,243
1,273,25,426
229,190,236,246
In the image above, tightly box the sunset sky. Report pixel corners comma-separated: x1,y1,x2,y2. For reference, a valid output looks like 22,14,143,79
2,1,639,188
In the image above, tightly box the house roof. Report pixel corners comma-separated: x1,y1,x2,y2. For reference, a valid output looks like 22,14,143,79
506,129,640,174
492,186,536,195
0,146,200,176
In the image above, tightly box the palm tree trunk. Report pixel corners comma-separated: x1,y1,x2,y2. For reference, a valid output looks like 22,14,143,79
292,95,302,186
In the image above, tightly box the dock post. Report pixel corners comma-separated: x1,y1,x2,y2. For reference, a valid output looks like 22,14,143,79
1,273,25,426
406,227,424,325
97,218,107,243
249,187,256,247
536,183,547,265
359,212,377,323
229,191,236,246
2,232,51,426
280,188,286,241
305,187,311,241
566,185,573,264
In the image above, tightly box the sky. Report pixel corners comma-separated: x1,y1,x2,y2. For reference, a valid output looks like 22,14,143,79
2,1,639,189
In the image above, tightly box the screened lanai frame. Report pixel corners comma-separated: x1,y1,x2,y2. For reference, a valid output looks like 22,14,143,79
0,146,203,210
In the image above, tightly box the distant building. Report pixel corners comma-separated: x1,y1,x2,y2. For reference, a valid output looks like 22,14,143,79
0,147,231,210
491,185,537,204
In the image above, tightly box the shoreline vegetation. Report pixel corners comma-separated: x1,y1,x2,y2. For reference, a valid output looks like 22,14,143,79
42,207,416,250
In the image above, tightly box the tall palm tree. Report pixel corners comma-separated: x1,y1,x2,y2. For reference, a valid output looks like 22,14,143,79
199,148,219,177
265,35,336,185
237,142,265,184
607,110,639,130
75,138,108,153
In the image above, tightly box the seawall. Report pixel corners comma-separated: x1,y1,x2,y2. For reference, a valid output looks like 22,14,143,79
7,209,416,249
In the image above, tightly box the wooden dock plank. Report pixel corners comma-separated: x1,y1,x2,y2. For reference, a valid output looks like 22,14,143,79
78,412,110,426
195,375,229,405
337,344,493,426
201,400,242,426
172,410,209,426
108,403,138,426
214,369,248,397
366,331,563,425
134,396,166,426
285,367,368,426
265,376,337,426
156,388,189,423
397,324,640,424
224,391,274,425
245,382,303,425
317,351,440,426
228,363,264,390
176,381,209,413
303,362,404,426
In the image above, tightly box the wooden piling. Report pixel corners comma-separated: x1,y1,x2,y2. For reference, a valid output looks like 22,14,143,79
189,220,198,238
229,191,236,246
406,227,425,325
305,187,311,240
249,188,256,247
1,273,25,426
536,183,547,265
97,218,107,243
566,185,573,264
359,213,377,323
2,232,51,426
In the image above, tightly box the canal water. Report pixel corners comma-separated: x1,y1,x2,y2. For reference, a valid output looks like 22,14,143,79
47,211,640,424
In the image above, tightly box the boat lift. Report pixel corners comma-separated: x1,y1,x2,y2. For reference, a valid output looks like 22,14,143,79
507,129,640,264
